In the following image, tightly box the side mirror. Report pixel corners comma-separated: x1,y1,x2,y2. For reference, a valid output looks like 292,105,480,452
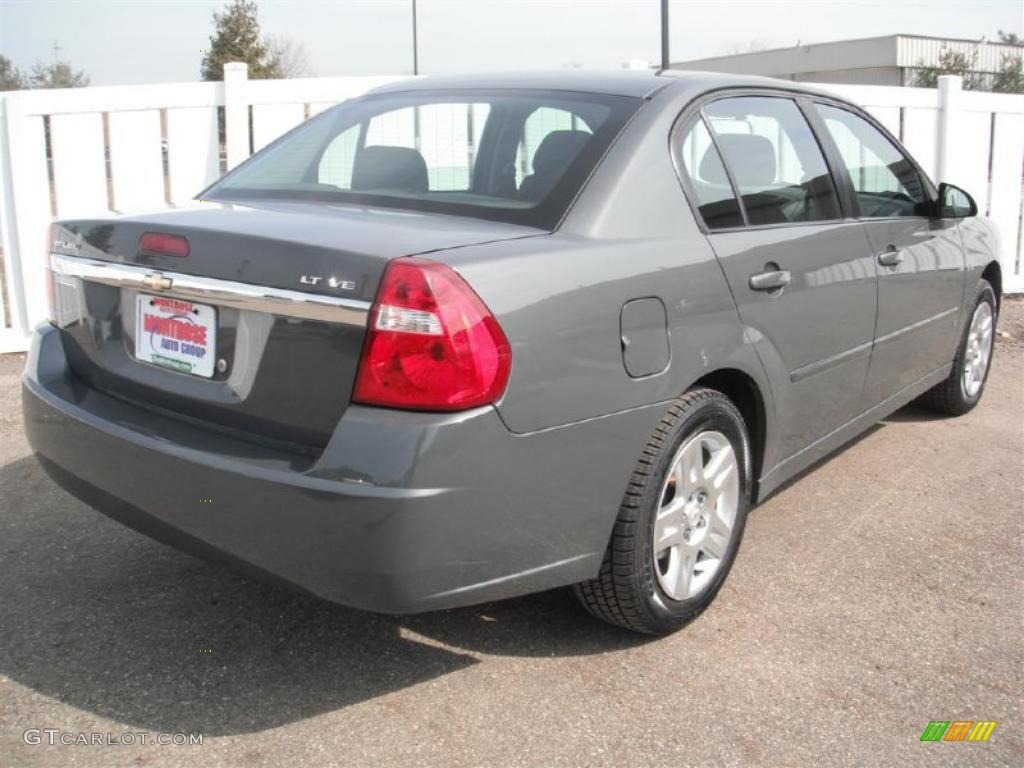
937,183,977,219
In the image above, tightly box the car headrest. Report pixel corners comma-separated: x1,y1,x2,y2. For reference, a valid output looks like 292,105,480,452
699,134,777,188
531,130,591,176
351,146,429,193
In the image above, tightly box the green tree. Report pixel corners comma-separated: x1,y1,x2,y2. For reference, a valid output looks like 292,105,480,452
0,54,27,90
28,60,90,88
993,52,1024,93
201,0,282,81
912,46,985,90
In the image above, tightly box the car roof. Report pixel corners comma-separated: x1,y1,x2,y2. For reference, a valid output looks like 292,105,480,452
368,70,672,98
366,70,838,101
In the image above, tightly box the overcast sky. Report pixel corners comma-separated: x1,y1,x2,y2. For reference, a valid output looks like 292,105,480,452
1,0,1021,85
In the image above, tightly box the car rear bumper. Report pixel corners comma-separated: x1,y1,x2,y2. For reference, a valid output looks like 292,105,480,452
23,324,665,613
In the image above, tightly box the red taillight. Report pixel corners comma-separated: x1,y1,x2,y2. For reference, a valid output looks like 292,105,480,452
139,232,190,258
353,257,511,411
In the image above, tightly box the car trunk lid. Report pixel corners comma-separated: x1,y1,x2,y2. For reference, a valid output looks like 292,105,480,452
51,201,542,453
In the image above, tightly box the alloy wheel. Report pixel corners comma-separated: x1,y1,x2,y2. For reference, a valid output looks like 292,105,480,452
963,301,994,398
653,430,740,601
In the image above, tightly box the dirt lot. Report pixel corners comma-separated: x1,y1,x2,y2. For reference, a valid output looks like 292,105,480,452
1,300,1022,768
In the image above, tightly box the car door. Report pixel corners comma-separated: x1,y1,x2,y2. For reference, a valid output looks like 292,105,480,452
811,102,965,408
676,94,878,464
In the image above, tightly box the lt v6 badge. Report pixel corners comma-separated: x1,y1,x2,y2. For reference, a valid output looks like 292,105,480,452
300,275,357,291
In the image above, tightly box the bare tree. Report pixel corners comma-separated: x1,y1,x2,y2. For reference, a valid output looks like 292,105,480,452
266,34,313,78
28,60,89,88
726,38,771,55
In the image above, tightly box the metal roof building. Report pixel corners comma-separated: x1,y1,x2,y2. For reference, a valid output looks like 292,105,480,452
670,34,1023,88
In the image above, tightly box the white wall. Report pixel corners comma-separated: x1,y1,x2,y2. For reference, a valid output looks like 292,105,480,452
673,36,1024,81
672,36,900,76
896,37,1024,74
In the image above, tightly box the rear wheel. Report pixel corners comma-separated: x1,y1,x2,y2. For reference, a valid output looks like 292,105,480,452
919,281,996,416
574,388,751,635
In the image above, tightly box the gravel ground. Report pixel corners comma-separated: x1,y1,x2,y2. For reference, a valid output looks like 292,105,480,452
1,299,1022,768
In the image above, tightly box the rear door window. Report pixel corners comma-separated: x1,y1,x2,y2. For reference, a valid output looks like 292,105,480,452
814,104,928,218
703,96,841,226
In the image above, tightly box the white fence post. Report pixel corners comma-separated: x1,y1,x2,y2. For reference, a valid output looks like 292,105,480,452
223,62,250,171
935,74,962,184
0,98,16,339
0,93,51,346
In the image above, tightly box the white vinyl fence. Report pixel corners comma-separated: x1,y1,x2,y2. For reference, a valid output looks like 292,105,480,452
0,69,1022,353
0,64,402,353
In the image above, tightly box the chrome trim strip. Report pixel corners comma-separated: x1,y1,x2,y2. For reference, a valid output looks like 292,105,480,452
874,307,959,346
789,340,873,383
50,254,371,326
788,306,960,383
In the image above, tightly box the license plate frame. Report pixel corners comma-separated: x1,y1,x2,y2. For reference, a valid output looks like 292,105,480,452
134,293,217,378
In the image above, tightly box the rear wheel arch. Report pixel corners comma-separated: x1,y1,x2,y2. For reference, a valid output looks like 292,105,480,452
694,368,767,502
574,386,753,633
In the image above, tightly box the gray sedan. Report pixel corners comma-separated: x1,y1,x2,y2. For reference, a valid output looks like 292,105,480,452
24,71,1000,634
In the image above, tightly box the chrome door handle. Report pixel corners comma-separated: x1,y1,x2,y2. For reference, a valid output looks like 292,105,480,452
749,269,792,292
878,247,904,267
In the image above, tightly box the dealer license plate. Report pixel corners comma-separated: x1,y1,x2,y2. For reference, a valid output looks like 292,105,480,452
134,293,217,378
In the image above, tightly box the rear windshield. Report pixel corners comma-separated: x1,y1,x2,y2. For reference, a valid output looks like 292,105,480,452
205,89,641,229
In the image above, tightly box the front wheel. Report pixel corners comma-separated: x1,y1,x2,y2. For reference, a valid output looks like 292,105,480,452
574,388,751,635
918,280,997,416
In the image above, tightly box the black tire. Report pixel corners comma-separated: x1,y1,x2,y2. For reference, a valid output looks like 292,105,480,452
574,387,752,635
918,280,997,416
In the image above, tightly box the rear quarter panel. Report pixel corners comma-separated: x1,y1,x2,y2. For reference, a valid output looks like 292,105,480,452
446,233,764,435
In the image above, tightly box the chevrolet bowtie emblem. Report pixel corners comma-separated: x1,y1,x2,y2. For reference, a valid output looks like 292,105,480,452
141,274,173,291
